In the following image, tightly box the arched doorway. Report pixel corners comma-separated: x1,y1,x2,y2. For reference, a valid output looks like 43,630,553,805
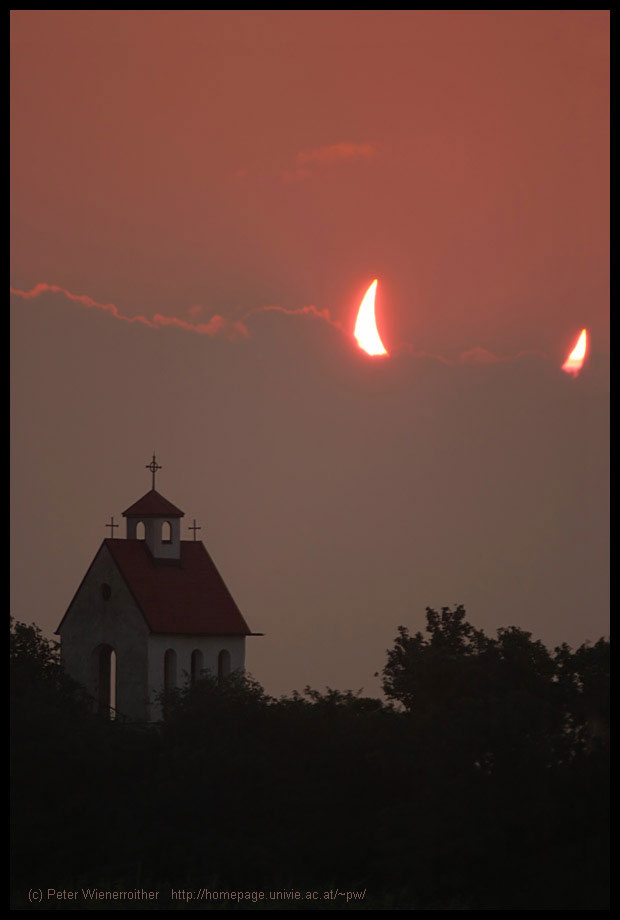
94,644,116,719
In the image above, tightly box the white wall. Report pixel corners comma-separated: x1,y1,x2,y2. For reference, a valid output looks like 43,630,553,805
147,633,246,721
59,544,151,721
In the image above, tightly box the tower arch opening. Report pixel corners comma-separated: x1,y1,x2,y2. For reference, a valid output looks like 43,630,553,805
93,644,116,719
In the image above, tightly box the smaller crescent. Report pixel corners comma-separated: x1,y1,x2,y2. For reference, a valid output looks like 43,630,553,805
562,329,587,376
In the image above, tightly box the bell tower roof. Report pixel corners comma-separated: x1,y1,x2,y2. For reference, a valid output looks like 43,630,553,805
122,454,184,519
122,489,184,519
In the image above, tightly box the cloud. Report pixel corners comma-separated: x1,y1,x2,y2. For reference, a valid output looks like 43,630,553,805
244,303,344,332
459,346,506,365
283,141,378,181
10,282,549,366
395,342,453,365
458,346,545,365
394,342,546,367
150,312,249,340
10,283,249,340
10,284,347,343
297,141,377,167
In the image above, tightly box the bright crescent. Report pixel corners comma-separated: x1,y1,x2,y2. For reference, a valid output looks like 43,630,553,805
562,328,587,376
354,279,388,356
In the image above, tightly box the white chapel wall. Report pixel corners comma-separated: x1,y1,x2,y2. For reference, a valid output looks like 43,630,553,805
147,633,246,721
59,544,150,721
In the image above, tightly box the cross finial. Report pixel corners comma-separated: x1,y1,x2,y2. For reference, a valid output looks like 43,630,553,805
106,515,119,539
146,453,162,490
189,519,201,541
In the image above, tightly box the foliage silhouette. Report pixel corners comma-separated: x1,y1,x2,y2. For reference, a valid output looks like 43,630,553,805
10,611,609,910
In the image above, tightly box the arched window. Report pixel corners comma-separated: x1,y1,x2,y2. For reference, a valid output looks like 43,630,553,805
164,648,177,693
94,644,116,719
110,650,117,720
161,521,172,543
136,521,146,540
218,649,231,681
190,649,204,683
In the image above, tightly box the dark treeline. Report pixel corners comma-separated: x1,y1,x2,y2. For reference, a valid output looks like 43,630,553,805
11,607,609,910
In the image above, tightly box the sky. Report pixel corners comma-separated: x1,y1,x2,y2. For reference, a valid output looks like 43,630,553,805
11,10,609,698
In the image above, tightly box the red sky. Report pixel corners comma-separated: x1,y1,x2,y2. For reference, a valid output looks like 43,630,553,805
11,11,609,697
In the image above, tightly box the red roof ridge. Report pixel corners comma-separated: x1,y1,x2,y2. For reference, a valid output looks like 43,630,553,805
102,537,251,636
122,489,184,518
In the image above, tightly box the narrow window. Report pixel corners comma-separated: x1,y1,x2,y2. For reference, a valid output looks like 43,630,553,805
161,520,172,543
218,649,231,681
95,644,116,719
164,648,177,692
136,521,146,540
190,649,204,683
110,650,117,720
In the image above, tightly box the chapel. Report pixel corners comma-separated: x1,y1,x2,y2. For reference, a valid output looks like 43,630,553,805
56,455,257,721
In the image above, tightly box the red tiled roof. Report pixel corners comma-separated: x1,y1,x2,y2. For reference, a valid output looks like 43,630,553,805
103,539,251,635
122,489,184,518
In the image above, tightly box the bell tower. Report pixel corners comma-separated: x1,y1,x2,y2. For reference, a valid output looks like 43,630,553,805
122,454,184,560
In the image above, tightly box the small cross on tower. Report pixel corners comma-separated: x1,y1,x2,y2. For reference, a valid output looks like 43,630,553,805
106,515,119,538
146,453,162,490
189,519,201,541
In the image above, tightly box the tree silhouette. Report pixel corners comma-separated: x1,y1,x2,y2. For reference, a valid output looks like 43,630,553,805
10,613,609,909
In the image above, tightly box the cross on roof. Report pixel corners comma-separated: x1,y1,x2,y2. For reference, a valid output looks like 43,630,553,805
189,519,201,541
106,515,119,538
146,453,162,490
